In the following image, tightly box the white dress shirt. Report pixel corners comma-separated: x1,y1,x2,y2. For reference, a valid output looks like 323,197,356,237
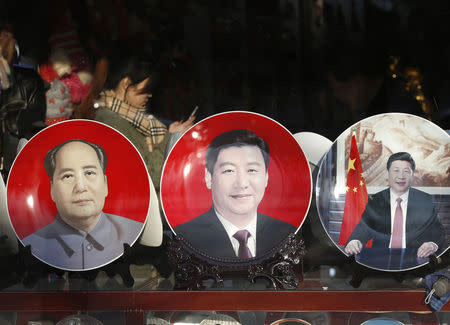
215,209,257,258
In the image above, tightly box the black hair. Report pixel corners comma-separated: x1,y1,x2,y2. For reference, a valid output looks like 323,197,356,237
44,139,107,180
386,152,415,171
205,129,269,174
104,55,153,94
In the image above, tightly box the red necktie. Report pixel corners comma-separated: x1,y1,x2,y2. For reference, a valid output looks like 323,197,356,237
233,230,253,259
391,197,403,248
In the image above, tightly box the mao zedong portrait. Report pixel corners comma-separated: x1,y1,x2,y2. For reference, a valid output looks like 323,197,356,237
345,152,445,258
173,129,296,259
22,139,143,270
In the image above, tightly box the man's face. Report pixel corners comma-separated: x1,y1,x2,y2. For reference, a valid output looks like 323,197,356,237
50,141,108,225
387,160,414,196
205,145,268,222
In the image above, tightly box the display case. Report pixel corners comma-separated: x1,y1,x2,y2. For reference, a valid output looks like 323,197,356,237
0,114,448,324
0,244,448,324
1,1,449,324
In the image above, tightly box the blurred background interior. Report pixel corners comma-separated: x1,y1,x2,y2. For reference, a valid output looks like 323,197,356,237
1,0,449,141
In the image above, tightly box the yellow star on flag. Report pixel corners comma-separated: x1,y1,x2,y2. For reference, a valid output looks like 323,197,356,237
348,158,356,172
360,180,364,186
346,186,350,192
353,187,357,193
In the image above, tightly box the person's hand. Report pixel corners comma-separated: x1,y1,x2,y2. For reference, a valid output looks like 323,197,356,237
417,242,438,258
345,239,362,256
168,116,195,133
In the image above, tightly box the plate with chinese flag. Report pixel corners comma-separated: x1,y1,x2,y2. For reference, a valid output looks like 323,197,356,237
315,113,450,271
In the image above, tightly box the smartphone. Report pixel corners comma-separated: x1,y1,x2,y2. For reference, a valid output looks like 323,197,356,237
188,105,199,119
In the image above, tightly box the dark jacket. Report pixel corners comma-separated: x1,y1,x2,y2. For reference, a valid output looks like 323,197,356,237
0,66,47,175
347,188,445,250
0,66,46,138
174,207,296,259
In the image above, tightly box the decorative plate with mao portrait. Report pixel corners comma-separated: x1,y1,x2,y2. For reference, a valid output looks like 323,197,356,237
161,111,312,262
316,113,450,271
7,120,151,271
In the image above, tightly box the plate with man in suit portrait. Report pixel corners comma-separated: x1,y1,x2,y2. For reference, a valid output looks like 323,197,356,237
316,113,450,271
161,111,312,262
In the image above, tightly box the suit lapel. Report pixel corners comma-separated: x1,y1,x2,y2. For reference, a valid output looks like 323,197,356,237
404,188,422,244
207,208,238,259
256,213,272,256
379,189,392,234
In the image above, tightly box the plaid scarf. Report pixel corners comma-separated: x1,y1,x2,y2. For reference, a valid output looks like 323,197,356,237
100,90,167,151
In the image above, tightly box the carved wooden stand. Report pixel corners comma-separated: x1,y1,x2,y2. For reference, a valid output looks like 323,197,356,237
168,233,306,290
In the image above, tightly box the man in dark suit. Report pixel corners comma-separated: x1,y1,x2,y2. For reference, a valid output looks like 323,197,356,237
345,152,445,258
174,129,296,259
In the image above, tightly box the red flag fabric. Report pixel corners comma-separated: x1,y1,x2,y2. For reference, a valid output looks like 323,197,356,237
338,134,369,246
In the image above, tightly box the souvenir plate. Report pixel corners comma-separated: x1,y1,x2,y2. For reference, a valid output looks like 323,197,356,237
361,319,404,325
139,176,163,247
349,312,409,325
200,313,241,325
56,314,103,325
161,111,312,261
0,175,18,256
316,113,450,271
349,311,439,325
270,319,312,325
7,120,151,271
146,316,170,325
293,132,332,171
277,311,331,325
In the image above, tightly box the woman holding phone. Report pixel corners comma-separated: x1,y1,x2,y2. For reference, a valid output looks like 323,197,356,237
95,55,195,192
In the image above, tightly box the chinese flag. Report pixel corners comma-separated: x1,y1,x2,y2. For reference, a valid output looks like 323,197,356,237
338,134,369,246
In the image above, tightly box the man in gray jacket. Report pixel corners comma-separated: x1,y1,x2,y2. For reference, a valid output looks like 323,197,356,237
22,139,143,270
